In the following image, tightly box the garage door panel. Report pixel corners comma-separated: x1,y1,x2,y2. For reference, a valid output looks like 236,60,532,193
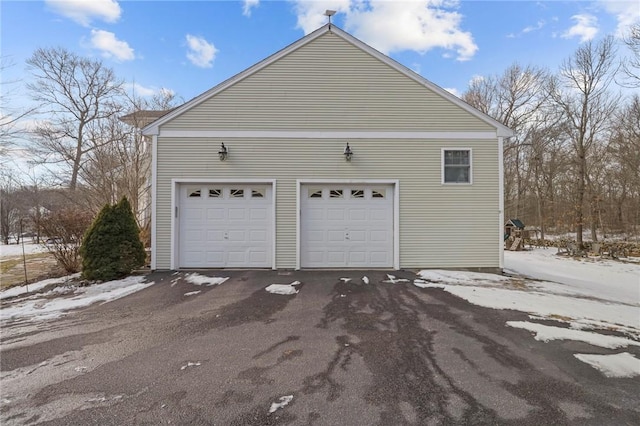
369,230,388,242
349,209,366,221
207,208,225,220
250,208,267,220
369,209,388,221
327,209,345,220
228,208,246,220
179,184,272,268
349,251,366,263
184,208,204,220
327,230,345,242
349,230,366,242
301,184,393,268
328,251,346,263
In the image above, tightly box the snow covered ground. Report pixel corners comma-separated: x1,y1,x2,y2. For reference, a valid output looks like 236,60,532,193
415,249,640,378
0,243,49,258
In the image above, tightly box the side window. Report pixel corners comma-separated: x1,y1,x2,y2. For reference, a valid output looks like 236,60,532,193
443,149,472,184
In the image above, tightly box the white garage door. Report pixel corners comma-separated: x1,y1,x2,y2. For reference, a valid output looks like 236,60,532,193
179,184,272,268
301,184,394,268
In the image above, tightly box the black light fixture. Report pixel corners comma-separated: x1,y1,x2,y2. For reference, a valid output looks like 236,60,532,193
344,142,353,162
218,142,228,161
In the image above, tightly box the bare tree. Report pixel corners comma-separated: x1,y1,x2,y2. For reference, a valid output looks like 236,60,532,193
548,37,619,247
620,23,640,87
0,57,35,161
463,63,552,221
26,47,124,190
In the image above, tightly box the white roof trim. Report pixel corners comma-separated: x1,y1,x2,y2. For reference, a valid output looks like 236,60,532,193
142,24,514,138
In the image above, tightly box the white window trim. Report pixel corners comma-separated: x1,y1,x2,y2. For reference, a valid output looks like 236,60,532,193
171,179,276,270
441,148,473,185
296,179,400,270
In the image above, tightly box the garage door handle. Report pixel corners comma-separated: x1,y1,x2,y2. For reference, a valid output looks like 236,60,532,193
345,232,350,240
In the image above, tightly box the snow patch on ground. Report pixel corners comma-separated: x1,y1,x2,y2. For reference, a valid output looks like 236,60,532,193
383,274,410,284
183,273,228,287
183,291,201,297
362,276,369,284
0,243,49,258
505,248,640,304
573,353,640,378
180,361,201,370
0,274,81,300
507,321,640,349
418,269,511,285
0,276,152,321
266,281,300,295
268,395,293,414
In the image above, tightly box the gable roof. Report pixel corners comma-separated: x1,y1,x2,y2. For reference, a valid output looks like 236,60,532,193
142,24,514,138
506,219,525,229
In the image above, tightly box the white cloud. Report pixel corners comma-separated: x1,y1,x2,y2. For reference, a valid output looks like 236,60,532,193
45,0,121,26
598,0,640,37
562,14,599,43
443,87,460,97
185,35,218,68
292,0,477,61
522,20,545,34
90,29,135,61
124,82,175,99
243,0,260,17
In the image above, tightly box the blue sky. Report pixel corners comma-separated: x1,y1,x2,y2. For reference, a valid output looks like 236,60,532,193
1,0,638,109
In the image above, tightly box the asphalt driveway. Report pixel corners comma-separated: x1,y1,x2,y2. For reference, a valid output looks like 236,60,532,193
1,270,638,425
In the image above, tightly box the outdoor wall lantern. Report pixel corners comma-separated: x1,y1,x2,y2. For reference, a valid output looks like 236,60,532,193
344,143,353,162
218,142,228,161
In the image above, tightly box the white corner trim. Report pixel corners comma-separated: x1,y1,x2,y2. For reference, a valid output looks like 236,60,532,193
150,135,158,270
441,147,473,185
295,180,301,270
157,130,498,140
393,181,400,270
297,179,400,270
272,181,277,270
171,179,277,270
498,137,505,269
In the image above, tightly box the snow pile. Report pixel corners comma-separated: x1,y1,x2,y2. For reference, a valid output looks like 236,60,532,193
362,276,369,284
266,281,300,295
340,278,351,283
507,321,640,349
268,395,293,414
573,353,640,378
0,276,152,321
183,273,228,286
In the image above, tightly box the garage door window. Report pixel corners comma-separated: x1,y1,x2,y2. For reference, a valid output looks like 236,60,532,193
208,189,222,198
251,189,265,198
371,189,385,199
442,149,472,184
230,189,244,198
330,189,343,198
351,189,364,198
188,189,201,197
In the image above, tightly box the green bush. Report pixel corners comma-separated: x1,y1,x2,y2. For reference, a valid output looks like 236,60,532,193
81,197,146,281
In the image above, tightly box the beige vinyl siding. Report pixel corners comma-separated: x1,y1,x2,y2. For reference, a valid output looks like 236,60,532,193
163,33,493,132
155,138,499,269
